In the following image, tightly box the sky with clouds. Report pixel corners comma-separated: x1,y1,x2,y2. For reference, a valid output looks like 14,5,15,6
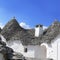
0,0,60,29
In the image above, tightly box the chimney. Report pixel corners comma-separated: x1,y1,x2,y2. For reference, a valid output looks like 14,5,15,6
35,24,43,37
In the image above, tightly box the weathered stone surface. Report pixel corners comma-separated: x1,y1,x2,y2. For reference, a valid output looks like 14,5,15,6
0,27,2,33
1,18,23,41
41,20,60,43
0,34,25,60
1,18,41,45
11,52,25,60
0,36,13,60
1,19,60,45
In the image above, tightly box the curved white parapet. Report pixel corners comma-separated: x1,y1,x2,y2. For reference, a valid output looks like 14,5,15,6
41,43,48,48
0,34,7,43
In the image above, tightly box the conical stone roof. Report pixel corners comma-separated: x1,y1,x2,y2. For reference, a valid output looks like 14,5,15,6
1,18,23,40
42,20,60,43
1,18,60,45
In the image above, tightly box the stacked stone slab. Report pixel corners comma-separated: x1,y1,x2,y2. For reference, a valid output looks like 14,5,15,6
0,28,2,33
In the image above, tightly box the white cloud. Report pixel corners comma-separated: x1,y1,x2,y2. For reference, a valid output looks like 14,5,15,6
43,26,48,30
20,22,31,29
0,23,4,29
20,22,48,30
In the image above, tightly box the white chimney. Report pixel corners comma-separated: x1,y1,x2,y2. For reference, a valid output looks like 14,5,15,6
35,25,43,37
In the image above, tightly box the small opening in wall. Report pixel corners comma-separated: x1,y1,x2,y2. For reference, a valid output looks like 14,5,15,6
24,48,27,52
0,37,2,40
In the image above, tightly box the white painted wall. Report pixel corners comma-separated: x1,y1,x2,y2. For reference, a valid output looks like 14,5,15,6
0,53,4,60
35,26,43,37
7,40,35,58
52,35,60,60
6,36,60,60
0,34,7,43
7,40,24,53
41,43,52,59
7,40,46,59
2,34,60,60
41,41,57,60
47,35,60,60
24,45,46,60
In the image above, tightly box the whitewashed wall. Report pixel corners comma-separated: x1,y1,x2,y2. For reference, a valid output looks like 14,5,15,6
47,35,60,60
1,34,60,60
0,34,7,43
35,26,43,37
51,35,60,60
7,40,24,53
24,45,46,59
0,53,4,60
7,40,46,59
2,34,60,60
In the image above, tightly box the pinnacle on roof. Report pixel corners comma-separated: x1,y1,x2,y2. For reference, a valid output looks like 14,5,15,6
51,19,60,26
10,16,18,22
13,16,15,19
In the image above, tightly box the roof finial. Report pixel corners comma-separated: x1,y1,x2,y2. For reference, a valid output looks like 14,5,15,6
54,19,58,22
52,19,59,26
13,16,15,19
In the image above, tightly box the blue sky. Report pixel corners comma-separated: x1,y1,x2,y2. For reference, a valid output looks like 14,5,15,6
0,0,60,28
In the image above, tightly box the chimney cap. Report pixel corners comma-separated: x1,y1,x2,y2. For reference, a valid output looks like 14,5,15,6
36,24,43,27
